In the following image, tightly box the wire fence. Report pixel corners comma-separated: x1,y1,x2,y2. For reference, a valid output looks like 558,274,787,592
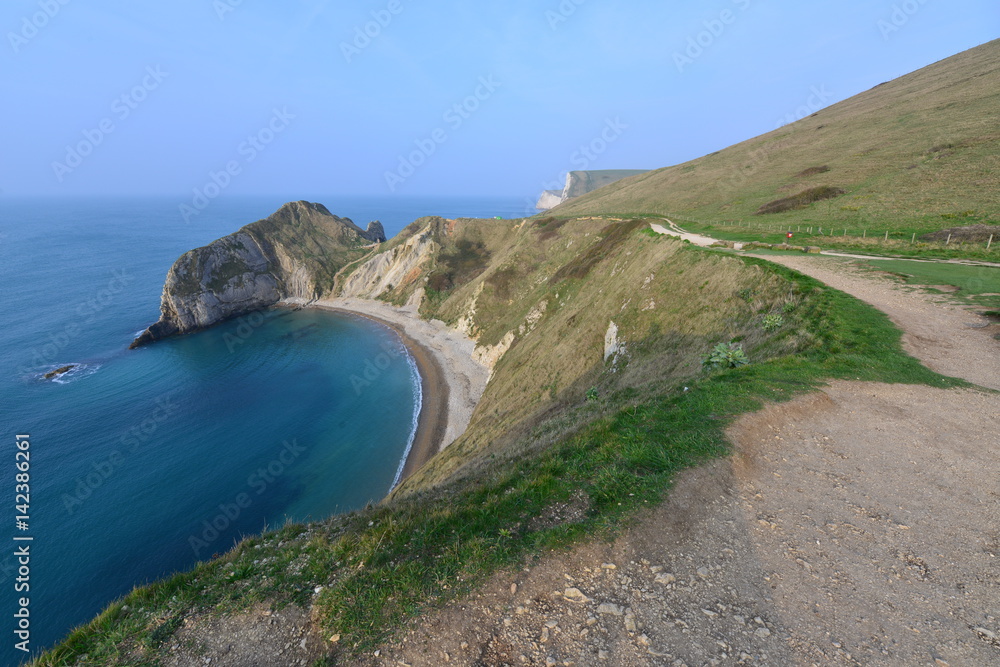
697,219,996,252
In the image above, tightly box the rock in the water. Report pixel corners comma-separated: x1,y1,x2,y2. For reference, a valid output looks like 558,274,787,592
43,365,76,379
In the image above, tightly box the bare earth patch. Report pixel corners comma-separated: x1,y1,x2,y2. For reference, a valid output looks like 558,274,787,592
163,604,326,666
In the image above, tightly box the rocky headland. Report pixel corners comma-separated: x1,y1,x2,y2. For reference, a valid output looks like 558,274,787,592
130,201,385,348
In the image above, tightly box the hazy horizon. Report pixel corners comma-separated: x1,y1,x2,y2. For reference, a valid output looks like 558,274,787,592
3,1,997,201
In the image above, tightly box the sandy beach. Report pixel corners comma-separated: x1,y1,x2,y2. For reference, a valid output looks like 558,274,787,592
279,296,489,485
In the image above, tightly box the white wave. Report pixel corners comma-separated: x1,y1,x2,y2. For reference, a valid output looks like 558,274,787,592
390,346,423,489
43,363,101,384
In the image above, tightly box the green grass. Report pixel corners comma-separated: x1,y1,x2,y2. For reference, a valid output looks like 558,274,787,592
34,251,964,666
855,258,1000,309
553,40,1000,259
651,216,1000,261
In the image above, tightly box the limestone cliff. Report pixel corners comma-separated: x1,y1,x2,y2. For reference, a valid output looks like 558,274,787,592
535,169,649,210
338,223,437,299
535,190,563,210
130,201,384,348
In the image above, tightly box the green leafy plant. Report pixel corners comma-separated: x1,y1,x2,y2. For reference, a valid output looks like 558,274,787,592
586,387,599,402
762,314,784,332
738,288,755,303
702,342,750,369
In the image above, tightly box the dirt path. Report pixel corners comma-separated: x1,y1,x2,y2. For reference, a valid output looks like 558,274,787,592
649,221,719,248
362,251,1000,666
751,254,1000,391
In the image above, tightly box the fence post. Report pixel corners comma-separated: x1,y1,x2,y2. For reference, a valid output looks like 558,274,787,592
988,234,993,251
946,233,951,245
884,230,889,241
863,230,866,238
911,233,915,244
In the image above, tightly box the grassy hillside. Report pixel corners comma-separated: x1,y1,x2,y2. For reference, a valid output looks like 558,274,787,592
34,41,995,667
247,201,380,294
555,40,1000,256
36,214,963,665
386,216,800,491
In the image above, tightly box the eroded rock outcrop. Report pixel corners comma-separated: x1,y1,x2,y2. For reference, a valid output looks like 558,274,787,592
130,201,383,348
338,224,437,299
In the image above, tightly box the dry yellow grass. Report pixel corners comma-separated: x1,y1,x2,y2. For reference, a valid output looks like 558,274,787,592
555,40,1000,234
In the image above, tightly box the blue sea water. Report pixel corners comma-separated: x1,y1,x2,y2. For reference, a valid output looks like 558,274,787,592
0,195,530,664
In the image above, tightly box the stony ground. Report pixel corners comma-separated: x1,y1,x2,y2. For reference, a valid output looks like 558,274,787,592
163,254,1000,666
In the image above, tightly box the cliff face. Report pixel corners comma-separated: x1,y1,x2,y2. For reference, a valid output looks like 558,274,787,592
130,201,384,348
535,190,563,210
339,223,438,300
535,170,649,210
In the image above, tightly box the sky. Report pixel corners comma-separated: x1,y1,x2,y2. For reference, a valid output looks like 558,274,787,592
1,0,997,200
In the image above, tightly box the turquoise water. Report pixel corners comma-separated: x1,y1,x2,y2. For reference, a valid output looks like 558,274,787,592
0,195,528,663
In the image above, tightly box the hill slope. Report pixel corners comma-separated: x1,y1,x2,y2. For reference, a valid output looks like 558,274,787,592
555,40,1000,235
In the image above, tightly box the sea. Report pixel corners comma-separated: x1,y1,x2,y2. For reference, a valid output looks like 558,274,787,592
0,194,532,663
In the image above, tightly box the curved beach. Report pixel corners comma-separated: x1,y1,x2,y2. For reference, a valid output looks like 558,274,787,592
285,297,489,485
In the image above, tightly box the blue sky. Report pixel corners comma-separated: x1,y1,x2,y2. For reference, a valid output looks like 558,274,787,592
2,0,996,199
